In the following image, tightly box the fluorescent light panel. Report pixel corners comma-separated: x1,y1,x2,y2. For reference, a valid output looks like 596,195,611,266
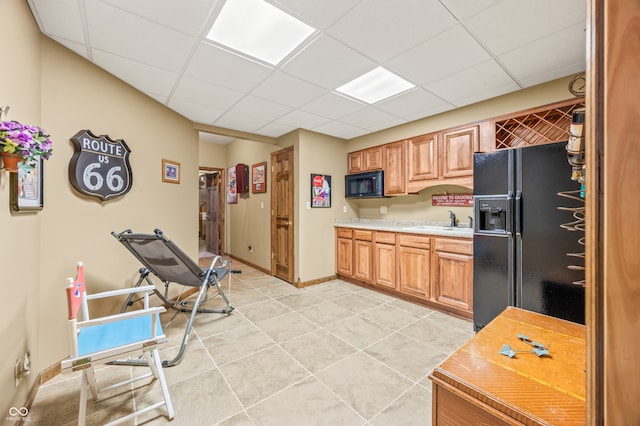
207,0,315,66
337,67,415,104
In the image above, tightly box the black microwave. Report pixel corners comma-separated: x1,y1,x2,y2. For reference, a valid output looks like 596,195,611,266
345,170,386,198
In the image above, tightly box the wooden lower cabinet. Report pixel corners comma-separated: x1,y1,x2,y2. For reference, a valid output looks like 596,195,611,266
397,235,431,298
335,227,473,318
336,228,353,276
433,238,473,312
374,232,396,289
353,230,373,283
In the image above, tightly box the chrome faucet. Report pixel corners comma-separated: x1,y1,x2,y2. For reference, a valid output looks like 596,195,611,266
468,216,473,229
448,210,456,227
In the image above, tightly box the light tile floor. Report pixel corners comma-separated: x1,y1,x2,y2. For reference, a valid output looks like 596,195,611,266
28,259,474,425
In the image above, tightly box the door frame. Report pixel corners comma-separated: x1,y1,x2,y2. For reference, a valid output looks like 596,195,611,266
199,167,225,256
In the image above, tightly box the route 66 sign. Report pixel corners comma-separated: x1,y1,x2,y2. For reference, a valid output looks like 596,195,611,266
69,130,133,201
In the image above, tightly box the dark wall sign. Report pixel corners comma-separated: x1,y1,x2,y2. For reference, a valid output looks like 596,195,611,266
69,130,133,201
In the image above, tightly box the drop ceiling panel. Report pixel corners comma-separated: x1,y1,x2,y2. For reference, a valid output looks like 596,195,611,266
327,0,457,62
438,0,501,21
375,88,451,118
84,0,197,72
251,72,326,108
186,42,273,92
312,120,368,140
425,60,519,105
500,22,586,84
387,25,492,86
281,35,377,89
169,99,225,124
99,0,216,36
464,0,586,56
339,107,406,131
272,0,361,29
275,110,332,129
29,0,85,44
216,96,292,130
92,50,178,97
299,93,366,120
172,76,244,110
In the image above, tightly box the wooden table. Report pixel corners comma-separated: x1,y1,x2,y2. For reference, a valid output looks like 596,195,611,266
429,307,586,425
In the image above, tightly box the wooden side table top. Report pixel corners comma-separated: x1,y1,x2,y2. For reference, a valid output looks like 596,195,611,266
430,307,586,425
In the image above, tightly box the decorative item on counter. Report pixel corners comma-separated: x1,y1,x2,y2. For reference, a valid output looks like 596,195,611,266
432,193,473,207
0,113,53,173
499,334,550,358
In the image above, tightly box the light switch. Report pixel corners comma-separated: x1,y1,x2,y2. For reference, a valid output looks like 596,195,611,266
306,201,311,209
343,205,348,213
260,201,264,208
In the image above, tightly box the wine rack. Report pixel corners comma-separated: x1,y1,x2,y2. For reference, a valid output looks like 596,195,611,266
495,98,585,150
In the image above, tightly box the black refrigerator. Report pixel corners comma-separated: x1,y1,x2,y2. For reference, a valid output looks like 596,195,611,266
473,142,585,331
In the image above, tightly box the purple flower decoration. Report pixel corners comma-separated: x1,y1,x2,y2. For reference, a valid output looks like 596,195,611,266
0,120,53,170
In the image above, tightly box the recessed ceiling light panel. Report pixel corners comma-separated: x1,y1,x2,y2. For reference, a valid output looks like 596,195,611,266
207,0,315,66
336,67,415,104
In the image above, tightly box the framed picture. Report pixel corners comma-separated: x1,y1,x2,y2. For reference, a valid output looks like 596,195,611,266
311,174,331,208
252,162,267,193
162,159,180,184
227,166,237,204
10,158,44,212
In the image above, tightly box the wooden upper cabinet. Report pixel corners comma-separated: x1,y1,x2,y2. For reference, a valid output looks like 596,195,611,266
363,146,383,171
440,125,478,178
408,133,438,182
383,140,406,195
348,146,383,174
348,151,363,174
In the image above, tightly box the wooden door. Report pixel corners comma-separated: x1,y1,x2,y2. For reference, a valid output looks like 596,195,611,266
397,245,430,298
203,169,224,255
347,151,363,174
363,146,383,170
375,242,396,289
440,125,478,178
353,239,373,283
271,146,295,283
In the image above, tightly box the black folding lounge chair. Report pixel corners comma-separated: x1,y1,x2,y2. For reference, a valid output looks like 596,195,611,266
111,229,236,367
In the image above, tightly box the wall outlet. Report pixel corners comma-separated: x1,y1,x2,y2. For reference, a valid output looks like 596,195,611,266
343,205,348,213
380,206,388,214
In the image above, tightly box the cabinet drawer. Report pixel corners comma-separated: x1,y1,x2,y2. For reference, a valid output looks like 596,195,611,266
336,228,353,239
434,238,473,255
375,231,396,244
353,229,373,241
398,234,430,249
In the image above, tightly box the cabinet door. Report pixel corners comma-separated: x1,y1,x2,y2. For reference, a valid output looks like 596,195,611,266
397,245,430,298
433,251,473,312
408,133,438,181
353,240,373,283
375,243,396,289
441,125,478,178
363,146,383,170
383,140,406,195
336,237,353,276
348,151,363,174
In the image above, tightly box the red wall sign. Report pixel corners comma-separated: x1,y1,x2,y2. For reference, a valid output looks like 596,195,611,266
432,194,474,206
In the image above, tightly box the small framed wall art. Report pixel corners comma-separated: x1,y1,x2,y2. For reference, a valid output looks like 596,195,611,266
227,166,237,204
252,162,267,193
311,173,331,208
162,159,180,184
10,158,43,212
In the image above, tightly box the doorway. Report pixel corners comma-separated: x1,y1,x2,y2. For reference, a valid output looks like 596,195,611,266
271,146,295,283
199,167,225,257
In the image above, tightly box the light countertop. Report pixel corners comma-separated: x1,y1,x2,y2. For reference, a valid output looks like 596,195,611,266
335,218,473,239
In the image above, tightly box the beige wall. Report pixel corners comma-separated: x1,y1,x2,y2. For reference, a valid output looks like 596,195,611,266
1,1,199,414
1,0,42,414
226,139,278,267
